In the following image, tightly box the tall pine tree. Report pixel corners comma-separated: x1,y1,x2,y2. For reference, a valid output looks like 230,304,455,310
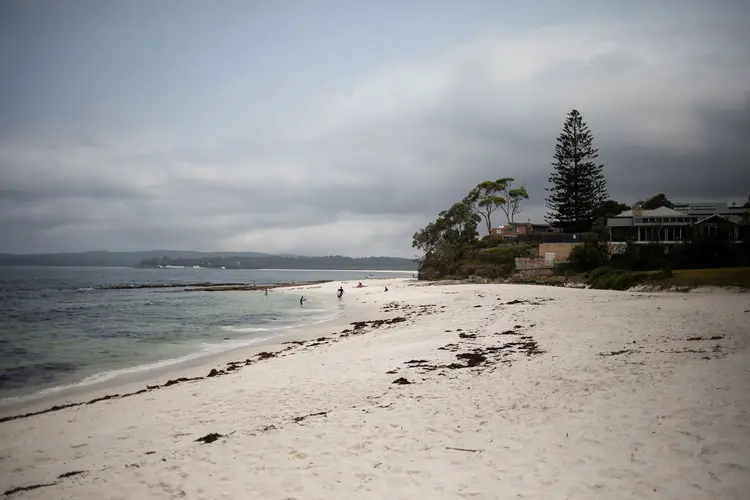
545,109,608,233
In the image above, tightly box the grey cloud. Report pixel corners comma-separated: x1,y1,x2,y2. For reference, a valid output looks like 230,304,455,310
1,5,749,256
600,105,750,203
0,182,148,203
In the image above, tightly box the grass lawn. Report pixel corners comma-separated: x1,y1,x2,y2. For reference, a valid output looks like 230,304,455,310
650,267,750,288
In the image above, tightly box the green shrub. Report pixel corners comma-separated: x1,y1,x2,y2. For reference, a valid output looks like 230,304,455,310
458,262,479,276
587,266,616,282
586,267,648,290
570,241,610,272
477,245,533,265
474,236,506,249
417,267,442,281
473,264,514,279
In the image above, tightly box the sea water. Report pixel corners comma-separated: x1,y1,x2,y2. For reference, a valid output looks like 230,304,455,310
0,266,411,405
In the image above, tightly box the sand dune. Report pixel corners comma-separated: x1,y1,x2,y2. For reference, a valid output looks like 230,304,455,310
1,279,749,499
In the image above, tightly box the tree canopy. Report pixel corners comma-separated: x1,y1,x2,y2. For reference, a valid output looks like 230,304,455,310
464,179,509,235
413,180,532,279
545,109,608,232
592,200,631,220
498,179,529,225
639,193,674,210
412,200,481,275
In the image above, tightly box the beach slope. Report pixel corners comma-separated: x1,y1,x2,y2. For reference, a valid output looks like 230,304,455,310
1,280,749,499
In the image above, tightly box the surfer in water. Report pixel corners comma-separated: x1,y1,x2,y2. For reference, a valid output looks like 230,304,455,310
299,296,306,306
337,286,344,299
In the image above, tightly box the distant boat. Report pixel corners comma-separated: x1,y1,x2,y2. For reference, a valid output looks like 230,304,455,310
366,274,375,279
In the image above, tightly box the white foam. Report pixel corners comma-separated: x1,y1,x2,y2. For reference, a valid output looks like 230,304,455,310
0,305,344,408
220,325,270,333
0,348,222,407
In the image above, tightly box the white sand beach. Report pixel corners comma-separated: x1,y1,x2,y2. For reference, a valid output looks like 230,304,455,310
1,279,749,499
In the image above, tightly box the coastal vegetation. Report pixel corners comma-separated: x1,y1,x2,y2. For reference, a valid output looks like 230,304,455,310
412,108,750,286
650,267,750,288
585,266,750,290
585,267,664,290
413,108,622,280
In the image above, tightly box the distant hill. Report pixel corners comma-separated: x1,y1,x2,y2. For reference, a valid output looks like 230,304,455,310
0,250,270,268
136,254,417,271
0,251,417,271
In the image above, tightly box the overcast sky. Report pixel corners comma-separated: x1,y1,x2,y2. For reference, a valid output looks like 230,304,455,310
1,0,749,257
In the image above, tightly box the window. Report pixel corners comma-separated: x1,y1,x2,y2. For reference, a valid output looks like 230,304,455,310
663,226,684,241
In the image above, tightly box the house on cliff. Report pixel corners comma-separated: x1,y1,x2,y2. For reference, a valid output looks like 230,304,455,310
607,202,748,244
491,221,553,239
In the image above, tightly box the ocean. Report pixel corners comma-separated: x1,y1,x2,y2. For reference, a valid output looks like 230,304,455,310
0,266,412,406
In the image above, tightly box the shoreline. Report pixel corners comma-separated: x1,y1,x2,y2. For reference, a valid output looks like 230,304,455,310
1,279,748,498
0,279,399,420
2,276,743,417
102,279,334,292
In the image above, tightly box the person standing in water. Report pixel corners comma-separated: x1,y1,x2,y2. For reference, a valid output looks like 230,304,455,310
337,286,344,299
300,296,306,306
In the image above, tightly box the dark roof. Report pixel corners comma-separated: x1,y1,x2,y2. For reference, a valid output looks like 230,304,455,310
616,206,689,218
695,214,744,225
509,222,549,227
